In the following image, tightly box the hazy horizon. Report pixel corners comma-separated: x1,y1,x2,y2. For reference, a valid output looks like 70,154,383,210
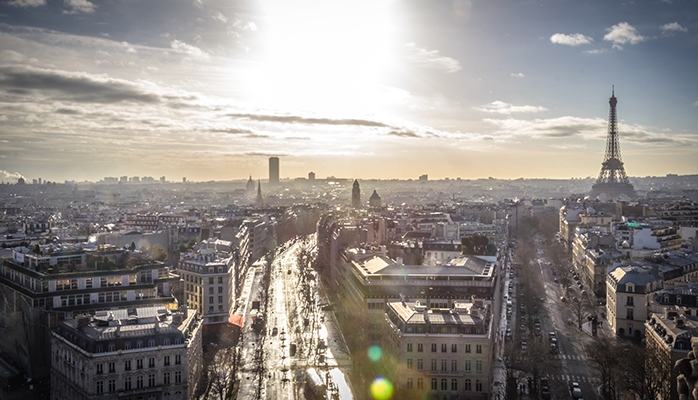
1,0,697,183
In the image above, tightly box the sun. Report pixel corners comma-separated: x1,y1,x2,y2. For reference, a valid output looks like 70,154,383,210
247,0,399,115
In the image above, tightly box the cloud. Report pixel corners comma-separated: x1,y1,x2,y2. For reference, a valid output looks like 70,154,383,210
550,33,593,46
604,22,645,48
405,43,461,73
388,129,420,138
211,11,228,23
483,116,698,146
474,101,548,115
511,73,524,78
6,0,45,7
0,65,161,104
229,113,390,128
170,40,209,60
661,22,688,34
583,49,607,55
63,0,96,14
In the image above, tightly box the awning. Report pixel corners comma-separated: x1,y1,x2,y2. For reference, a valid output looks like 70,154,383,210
228,314,244,327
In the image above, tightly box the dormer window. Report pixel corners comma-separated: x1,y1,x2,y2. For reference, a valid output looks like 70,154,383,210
626,283,635,293
677,296,682,305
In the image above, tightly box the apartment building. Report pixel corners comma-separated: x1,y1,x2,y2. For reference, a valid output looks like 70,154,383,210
50,305,203,400
0,246,181,379
176,248,233,325
383,300,493,400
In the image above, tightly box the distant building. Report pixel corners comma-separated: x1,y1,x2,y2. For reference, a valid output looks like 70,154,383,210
352,180,361,208
308,172,315,181
269,157,279,185
418,174,428,182
369,190,382,208
256,180,264,208
50,306,203,400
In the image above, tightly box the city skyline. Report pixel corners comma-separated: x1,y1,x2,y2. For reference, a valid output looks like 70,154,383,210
1,0,698,183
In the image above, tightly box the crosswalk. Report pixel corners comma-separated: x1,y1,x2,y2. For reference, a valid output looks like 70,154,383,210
552,353,583,360
548,374,601,384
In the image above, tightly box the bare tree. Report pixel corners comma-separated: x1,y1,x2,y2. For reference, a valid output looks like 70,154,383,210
619,341,671,400
566,290,596,330
584,336,622,400
208,347,235,400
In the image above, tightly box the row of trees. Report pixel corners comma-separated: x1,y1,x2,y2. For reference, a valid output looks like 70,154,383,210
585,335,671,400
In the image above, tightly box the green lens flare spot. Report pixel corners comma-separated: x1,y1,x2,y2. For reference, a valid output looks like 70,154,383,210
367,345,382,362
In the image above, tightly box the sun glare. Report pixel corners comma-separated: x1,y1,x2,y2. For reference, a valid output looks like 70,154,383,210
249,0,398,115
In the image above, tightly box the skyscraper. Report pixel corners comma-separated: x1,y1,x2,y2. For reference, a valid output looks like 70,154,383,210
352,180,361,208
269,157,279,185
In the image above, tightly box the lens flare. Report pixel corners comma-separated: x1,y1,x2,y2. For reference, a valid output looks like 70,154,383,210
367,345,382,362
370,377,394,400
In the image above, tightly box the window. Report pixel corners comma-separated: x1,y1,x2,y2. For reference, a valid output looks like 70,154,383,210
218,286,223,294
164,372,171,385
137,375,143,389
465,360,471,372
108,379,116,392
627,296,634,306
175,355,181,365
175,371,182,383
209,296,214,304
218,295,223,303
465,379,472,391
209,287,213,295
441,359,446,371
164,338,170,346
476,344,482,354
627,308,634,320
407,359,413,369
407,378,413,389
148,374,156,387
218,277,223,284
407,343,413,352
451,379,458,391
451,344,457,353
431,378,437,390
476,380,482,391
108,362,115,373
431,343,437,352
149,357,155,368
451,359,458,372
417,343,423,352
108,343,115,352
96,363,104,375
441,378,447,391
465,344,471,353
124,377,132,390
125,360,131,371
209,277,214,285
137,340,143,349
137,359,144,369
417,378,424,390
627,283,635,293
148,339,155,348
125,341,132,350
164,356,170,366
417,359,423,370
476,360,482,372
431,359,436,371
96,380,104,394
441,343,447,353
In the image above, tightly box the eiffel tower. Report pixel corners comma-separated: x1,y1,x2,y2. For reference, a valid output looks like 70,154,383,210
589,87,637,199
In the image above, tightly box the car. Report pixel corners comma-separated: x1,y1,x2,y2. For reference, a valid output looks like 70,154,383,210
551,337,558,345
549,331,556,340
553,277,559,283
550,343,558,354
506,329,512,338
570,382,582,399
560,296,567,302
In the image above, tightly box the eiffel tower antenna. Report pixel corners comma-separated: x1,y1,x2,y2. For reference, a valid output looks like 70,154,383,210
589,87,637,199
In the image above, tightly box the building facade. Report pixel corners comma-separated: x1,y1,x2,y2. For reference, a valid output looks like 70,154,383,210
50,306,203,400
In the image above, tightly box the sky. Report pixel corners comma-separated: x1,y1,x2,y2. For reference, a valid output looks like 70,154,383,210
0,0,697,183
